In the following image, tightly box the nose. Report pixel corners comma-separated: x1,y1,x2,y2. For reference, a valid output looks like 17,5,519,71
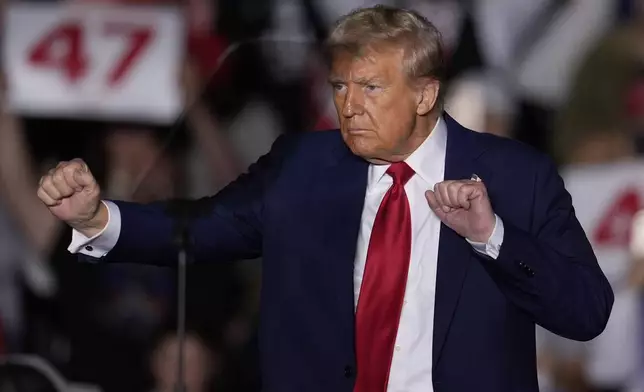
341,85,364,118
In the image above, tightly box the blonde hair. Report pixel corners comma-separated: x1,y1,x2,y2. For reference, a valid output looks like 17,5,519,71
325,5,446,104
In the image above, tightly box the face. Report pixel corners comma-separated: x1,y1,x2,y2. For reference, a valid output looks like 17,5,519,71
152,333,217,392
329,45,439,163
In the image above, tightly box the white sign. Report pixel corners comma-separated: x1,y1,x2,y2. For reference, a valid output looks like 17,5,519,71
559,161,644,388
3,4,184,124
632,210,644,259
562,160,644,286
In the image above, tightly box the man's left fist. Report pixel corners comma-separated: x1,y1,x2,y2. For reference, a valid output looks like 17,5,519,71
426,179,496,243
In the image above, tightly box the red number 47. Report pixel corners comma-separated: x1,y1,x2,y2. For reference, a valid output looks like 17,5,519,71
28,21,154,87
593,188,642,247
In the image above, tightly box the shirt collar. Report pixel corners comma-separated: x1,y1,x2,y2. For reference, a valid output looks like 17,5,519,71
368,116,447,187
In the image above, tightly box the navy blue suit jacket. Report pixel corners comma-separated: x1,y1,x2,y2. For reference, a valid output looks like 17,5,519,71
91,115,613,392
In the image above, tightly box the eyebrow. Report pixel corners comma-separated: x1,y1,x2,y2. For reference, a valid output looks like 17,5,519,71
327,76,385,85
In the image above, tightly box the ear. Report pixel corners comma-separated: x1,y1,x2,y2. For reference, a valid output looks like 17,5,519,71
416,79,440,116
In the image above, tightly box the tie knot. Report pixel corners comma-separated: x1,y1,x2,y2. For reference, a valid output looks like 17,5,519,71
386,162,415,186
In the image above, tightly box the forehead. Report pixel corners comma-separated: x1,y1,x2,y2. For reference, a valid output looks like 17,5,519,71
330,45,406,81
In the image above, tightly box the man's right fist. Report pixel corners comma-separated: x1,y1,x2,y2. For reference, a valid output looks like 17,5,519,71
37,159,107,236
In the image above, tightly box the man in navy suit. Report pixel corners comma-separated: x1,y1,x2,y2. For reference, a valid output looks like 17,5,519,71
38,5,613,392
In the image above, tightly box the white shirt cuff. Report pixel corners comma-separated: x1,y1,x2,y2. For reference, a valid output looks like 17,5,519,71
467,214,504,259
67,200,121,258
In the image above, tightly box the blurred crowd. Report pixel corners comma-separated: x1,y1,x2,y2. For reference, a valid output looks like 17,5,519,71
0,0,643,391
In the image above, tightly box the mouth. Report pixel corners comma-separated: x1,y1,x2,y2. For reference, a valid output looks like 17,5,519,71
347,128,371,134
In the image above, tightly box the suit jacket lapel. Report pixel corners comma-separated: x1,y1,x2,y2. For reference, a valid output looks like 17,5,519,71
432,114,487,368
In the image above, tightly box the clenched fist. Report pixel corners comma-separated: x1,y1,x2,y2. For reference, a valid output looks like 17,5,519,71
426,179,496,243
37,159,107,236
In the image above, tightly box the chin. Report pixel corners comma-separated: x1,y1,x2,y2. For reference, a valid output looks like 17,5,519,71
344,135,381,160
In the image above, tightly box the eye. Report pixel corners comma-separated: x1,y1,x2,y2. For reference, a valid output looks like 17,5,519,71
365,85,381,92
332,83,346,92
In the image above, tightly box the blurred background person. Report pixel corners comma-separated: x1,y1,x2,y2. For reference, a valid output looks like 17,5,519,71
532,4,644,390
148,328,220,392
553,1,644,166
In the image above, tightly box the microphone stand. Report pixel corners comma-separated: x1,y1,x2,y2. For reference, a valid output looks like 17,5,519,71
166,200,201,392
174,229,189,392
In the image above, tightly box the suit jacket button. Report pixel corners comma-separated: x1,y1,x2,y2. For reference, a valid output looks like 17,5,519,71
344,366,354,378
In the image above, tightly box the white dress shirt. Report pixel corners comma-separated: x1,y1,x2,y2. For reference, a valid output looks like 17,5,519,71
69,118,504,391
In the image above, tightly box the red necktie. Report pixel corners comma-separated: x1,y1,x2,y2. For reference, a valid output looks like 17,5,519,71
354,162,415,392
